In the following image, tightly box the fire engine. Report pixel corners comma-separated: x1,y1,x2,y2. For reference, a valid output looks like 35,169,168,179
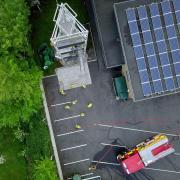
117,134,175,174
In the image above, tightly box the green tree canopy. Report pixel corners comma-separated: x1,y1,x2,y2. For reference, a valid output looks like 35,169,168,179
0,0,42,127
0,57,42,127
0,0,30,57
33,157,58,180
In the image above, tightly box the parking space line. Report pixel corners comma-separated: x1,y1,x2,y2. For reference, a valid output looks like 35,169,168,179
87,59,97,63
96,124,180,137
60,144,87,152
51,101,72,107
92,161,120,166
101,142,126,148
67,173,94,180
174,152,180,156
144,167,180,174
43,74,56,79
64,158,90,166
82,176,102,180
81,173,94,177
57,130,84,137
55,114,81,122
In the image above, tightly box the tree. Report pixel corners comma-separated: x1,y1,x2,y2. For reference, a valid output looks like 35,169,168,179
0,0,42,127
0,0,30,57
33,157,58,180
0,57,42,127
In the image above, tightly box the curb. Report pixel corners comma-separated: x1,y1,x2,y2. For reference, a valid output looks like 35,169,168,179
40,80,64,180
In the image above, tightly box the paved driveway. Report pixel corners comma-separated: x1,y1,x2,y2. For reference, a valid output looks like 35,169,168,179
43,61,180,180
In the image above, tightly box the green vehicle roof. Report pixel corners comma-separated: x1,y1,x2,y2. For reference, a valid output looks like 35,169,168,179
114,76,128,100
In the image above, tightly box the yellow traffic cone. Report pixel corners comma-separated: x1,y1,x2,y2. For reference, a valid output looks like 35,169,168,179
64,105,71,109
80,112,85,117
87,102,93,108
72,100,78,105
75,124,81,129
82,85,87,88
59,89,66,95
88,165,96,171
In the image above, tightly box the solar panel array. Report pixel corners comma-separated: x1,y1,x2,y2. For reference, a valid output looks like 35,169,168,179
126,0,180,97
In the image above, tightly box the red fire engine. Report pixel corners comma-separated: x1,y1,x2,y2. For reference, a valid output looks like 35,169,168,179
117,134,175,174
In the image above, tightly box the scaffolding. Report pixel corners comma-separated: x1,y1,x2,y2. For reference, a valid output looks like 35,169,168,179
51,3,91,91
51,3,88,67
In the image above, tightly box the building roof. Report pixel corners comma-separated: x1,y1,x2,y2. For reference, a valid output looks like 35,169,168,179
90,0,124,68
114,0,180,101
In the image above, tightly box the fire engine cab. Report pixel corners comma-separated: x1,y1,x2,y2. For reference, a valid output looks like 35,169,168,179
117,134,175,174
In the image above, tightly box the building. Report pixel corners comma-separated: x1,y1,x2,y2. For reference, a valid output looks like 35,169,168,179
90,0,180,101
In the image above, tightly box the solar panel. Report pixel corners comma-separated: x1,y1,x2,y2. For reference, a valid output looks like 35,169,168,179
164,14,174,26
171,50,180,63
172,0,180,11
150,68,160,80
136,58,146,70
172,0,180,31
174,63,180,76
149,3,159,17
134,46,144,59
161,0,171,13
140,19,150,31
169,38,179,50
142,32,153,43
131,33,141,46
162,65,172,78
157,41,167,53
126,8,136,22
176,76,180,87
142,82,152,96
162,0,180,88
154,28,164,41
166,26,176,38
175,11,180,29
137,6,147,19
159,53,170,65
148,56,158,68
153,80,163,93
145,44,155,56
139,70,149,83
151,16,162,29
165,77,175,91
126,1,180,97
128,21,139,34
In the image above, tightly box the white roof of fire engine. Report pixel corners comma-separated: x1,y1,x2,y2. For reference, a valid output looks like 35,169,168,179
138,136,175,166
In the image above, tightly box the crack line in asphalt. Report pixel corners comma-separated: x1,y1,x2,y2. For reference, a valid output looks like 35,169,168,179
144,167,180,174
64,158,90,166
96,123,180,137
92,161,180,174
92,161,120,166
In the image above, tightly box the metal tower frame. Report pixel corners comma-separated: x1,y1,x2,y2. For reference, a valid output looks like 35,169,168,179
50,3,88,67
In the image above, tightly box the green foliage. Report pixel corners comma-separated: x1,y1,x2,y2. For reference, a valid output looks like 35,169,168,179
0,57,42,127
26,112,51,162
0,128,27,180
0,0,42,128
33,157,58,180
0,0,30,57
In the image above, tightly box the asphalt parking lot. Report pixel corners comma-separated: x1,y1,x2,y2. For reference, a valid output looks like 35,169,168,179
42,60,180,180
